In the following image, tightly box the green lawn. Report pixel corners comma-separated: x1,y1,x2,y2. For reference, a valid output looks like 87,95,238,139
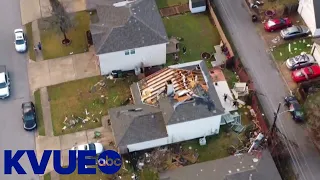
163,13,221,66
48,76,134,136
39,11,90,60
25,22,36,61
272,38,313,62
44,173,51,180
139,168,159,180
181,131,241,162
156,0,188,8
222,68,238,88
34,90,45,136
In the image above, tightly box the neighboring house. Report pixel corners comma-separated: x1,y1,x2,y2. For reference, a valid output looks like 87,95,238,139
159,150,282,180
298,0,320,37
108,60,237,154
86,0,168,75
311,41,320,65
189,0,206,14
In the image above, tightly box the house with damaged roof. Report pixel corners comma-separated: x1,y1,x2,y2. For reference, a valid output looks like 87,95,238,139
108,60,238,154
86,0,168,75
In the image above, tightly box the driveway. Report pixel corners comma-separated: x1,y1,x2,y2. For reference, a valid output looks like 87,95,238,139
28,51,100,92
20,0,86,25
0,0,38,179
213,0,320,179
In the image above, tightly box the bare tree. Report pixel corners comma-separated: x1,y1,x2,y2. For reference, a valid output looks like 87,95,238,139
49,0,73,45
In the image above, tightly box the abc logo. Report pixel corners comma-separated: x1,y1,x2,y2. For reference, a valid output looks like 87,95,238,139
97,150,122,174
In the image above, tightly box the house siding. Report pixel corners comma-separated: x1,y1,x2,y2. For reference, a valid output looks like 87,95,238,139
98,43,167,75
298,0,320,37
312,43,320,65
166,115,222,143
127,137,169,152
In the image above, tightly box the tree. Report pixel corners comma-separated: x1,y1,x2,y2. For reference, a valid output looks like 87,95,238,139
49,0,73,45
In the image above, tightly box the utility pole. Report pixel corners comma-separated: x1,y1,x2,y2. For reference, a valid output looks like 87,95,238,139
271,102,282,135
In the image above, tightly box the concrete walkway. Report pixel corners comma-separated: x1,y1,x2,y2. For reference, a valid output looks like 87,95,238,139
28,49,100,92
40,87,54,136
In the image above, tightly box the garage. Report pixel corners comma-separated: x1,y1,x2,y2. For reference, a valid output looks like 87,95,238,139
311,42,320,65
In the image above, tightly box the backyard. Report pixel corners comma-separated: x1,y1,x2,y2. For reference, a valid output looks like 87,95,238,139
48,76,135,136
162,13,221,66
39,11,90,60
156,0,188,8
272,38,313,62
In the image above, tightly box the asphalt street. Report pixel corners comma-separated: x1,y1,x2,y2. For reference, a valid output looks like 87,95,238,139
213,0,320,179
0,0,38,180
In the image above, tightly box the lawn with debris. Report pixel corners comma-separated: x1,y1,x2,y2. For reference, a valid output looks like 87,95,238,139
48,76,135,136
272,38,313,62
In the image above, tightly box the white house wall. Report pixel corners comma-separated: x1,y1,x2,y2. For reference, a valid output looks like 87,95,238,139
312,43,320,65
127,137,168,152
98,43,167,75
166,115,222,144
298,0,317,36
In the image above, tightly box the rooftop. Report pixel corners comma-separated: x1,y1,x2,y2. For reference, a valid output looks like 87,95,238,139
159,150,282,180
133,60,225,125
86,0,168,54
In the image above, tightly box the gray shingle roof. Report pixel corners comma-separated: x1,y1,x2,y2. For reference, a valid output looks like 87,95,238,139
160,150,282,180
87,0,168,54
108,104,168,147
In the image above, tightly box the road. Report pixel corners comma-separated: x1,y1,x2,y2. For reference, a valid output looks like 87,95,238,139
213,0,320,179
0,0,38,180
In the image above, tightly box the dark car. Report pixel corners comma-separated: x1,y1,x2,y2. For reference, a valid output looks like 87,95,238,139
22,102,37,130
284,96,304,122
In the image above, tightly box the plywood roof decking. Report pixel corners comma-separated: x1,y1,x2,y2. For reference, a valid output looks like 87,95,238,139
138,67,207,105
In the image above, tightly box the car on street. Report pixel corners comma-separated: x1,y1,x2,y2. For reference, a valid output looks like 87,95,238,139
0,65,10,99
280,25,310,40
14,29,27,53
71,142,104,158
284,96,304,122
285,54,316,70
22,102,37,131
264,18,292,32
291,64,320,83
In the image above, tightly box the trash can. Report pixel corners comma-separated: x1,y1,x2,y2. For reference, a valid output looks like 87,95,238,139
111,70,123,78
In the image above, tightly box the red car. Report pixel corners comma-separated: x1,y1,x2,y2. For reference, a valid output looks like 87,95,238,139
291,65,320,83
264,18,292,32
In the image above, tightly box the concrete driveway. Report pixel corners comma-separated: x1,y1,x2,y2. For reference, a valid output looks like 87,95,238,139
28,51,100,92
20,0,86,25
213,0,320,179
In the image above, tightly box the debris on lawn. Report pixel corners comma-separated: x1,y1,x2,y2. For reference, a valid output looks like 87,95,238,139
271,36,280,44
288,43,291,52
62,109,101,131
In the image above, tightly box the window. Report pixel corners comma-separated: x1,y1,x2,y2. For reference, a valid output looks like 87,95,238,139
130,49,135,54
125,50,129,55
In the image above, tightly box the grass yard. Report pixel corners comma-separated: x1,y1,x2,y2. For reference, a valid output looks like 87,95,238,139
272,38,313,62
25,22,36,61
48,76,135,136
44,173,51,180
139,168,159,180
222,68,238,88
34,90,45,136
181,131,241,163
163,13,220,66
39,11,90,60
156,0,188,8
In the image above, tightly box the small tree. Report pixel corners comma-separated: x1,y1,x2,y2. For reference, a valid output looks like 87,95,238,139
49,0,73,45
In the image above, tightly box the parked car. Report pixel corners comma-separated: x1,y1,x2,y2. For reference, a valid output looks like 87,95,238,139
280,25,310,40
22,102,37,131
291,64,320,83
285,54,316,70
264,18,292,32
284,96,304,122
71,143,104,158
0,65,10,99
14,29,27,52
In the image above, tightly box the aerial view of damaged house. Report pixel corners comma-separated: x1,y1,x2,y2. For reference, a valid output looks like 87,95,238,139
108,60,238,154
